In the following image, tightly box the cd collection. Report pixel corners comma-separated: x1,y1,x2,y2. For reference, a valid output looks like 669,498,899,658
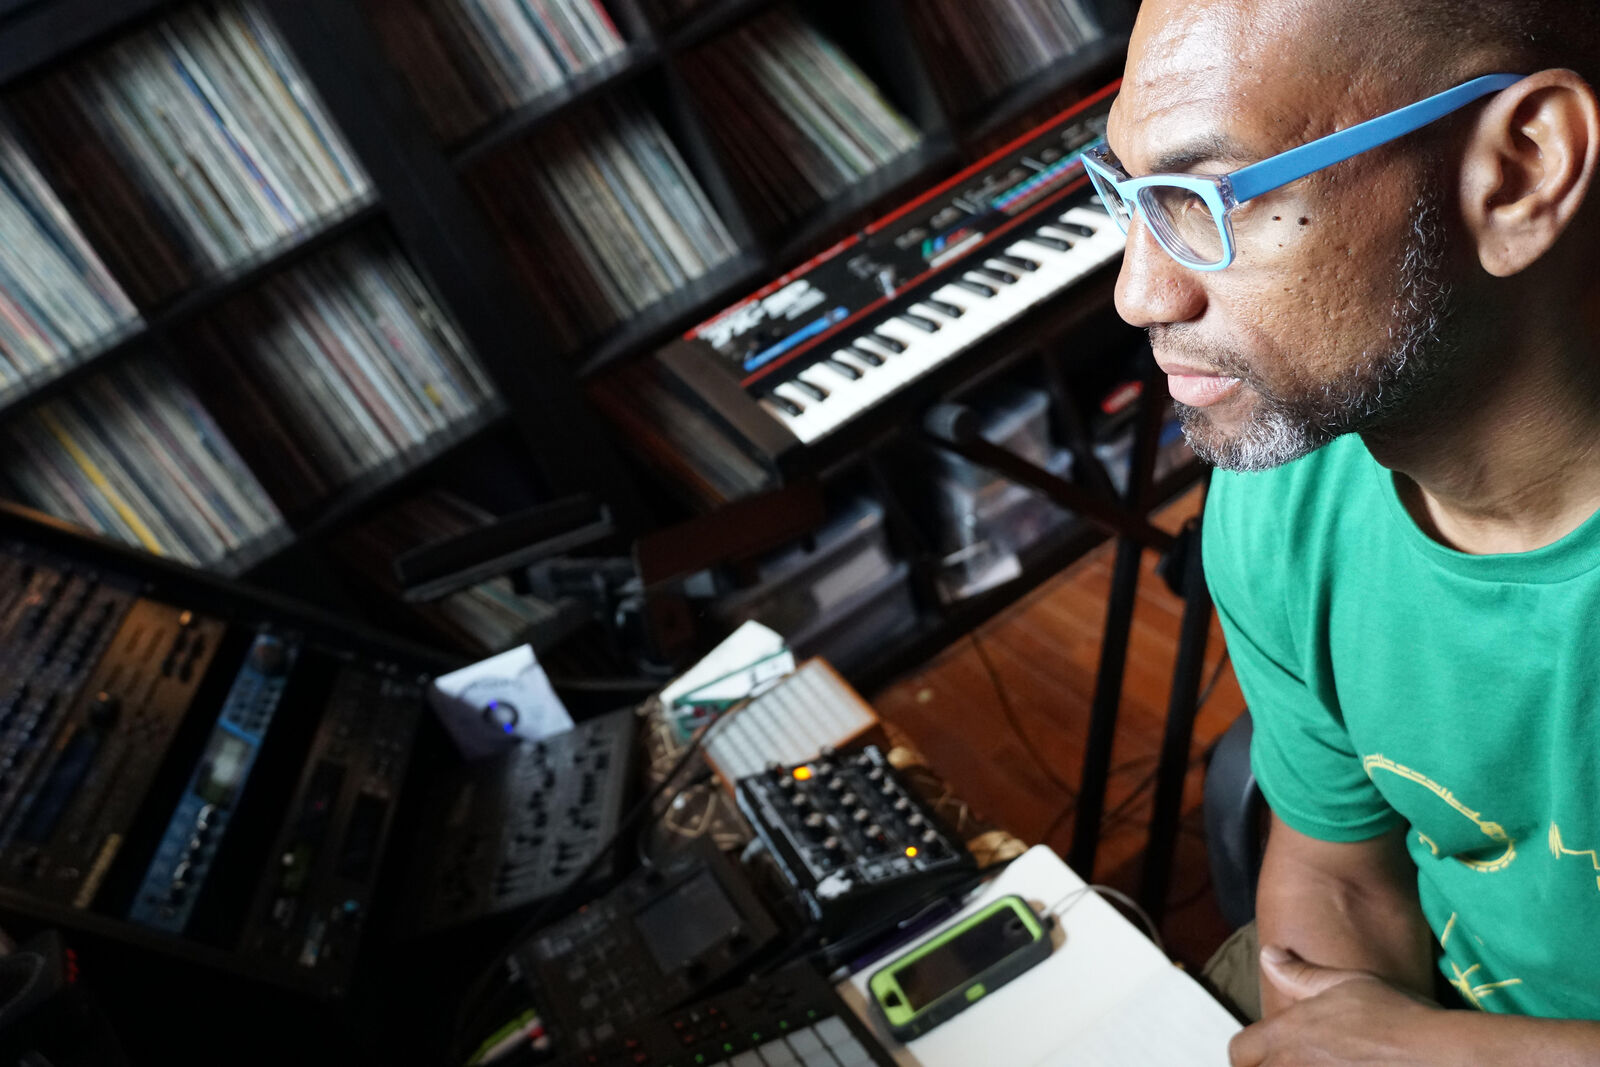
1,359,285,567
470,94,738,354
10,0,371,306
184,236,496,512
907,0,1106,108
0,127,140,398
364,0,628,142
335,490,563,654
681,6,922,227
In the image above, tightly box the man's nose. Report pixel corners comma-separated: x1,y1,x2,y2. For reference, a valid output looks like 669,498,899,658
1113,218,1208,329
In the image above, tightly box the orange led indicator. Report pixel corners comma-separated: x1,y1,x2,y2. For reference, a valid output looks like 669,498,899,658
793,766,813,782
905,846,919,858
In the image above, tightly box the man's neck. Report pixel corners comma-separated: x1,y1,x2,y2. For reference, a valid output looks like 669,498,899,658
1363,321,1600,556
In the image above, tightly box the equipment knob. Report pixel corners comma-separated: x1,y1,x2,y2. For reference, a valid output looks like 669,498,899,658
827,778,847,793
893,797,911,812
921,829,939,844
821,836,841,854
907,814,925,828
840,792,858,807
777,775,794,791
250,636,289,676
803,812,827,836
87,691,119,728
852,808,871,824
880,782,896,796
172,861,193,887
866,767,885,782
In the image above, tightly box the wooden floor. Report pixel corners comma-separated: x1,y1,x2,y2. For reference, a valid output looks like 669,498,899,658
870,486,1243,970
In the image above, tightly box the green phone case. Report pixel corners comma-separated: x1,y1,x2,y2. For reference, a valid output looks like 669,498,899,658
867,894,1052,1041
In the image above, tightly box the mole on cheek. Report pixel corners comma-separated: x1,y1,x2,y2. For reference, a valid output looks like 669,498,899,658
1299,217,1310,226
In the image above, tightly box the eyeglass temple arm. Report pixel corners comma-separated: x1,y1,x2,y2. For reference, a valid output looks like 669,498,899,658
1227,73,1524,204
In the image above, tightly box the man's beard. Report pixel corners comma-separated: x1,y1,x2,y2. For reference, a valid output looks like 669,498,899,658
1167,193,1455,473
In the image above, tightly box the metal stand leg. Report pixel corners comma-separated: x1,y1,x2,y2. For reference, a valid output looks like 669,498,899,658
1066,535,1143,877
1138,519,1213,922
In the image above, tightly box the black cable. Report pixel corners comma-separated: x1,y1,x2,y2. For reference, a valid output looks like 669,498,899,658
451,706,741,1060
969,634,1078,800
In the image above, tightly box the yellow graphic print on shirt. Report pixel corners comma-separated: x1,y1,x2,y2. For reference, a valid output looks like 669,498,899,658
1439,913,1523,1010
1548,824,1600,893
1362,755,1517,872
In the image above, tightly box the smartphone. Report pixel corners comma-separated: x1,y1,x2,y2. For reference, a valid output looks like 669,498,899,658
867,894,1052,1041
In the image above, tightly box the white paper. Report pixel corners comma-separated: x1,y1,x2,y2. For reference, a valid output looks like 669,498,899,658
843,846,1240,1067
427,644,573,760
660,620,792,708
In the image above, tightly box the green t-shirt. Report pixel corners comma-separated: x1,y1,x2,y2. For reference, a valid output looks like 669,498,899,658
1204,433,1600,1019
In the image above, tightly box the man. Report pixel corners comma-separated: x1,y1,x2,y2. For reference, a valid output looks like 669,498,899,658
1091,0,1600,1062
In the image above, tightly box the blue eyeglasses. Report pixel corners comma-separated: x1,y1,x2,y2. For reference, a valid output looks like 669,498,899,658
1083,73,1524,271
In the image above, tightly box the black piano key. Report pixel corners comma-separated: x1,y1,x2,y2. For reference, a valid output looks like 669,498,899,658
850,343,886,366
954,278,997,298
825,358,863,381
869,332,907,353
973,266,1018,285
767,392,804,416
899,312,940,333
791,377,828,401
1057,220,1097,237
1030,233,1073,251
994,253,1039,272
923,298,964,318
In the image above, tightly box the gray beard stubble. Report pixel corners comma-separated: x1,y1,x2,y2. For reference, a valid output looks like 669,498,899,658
1172,192,1455,473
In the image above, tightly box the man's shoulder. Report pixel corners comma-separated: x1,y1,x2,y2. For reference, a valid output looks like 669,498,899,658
1204,434,1378,585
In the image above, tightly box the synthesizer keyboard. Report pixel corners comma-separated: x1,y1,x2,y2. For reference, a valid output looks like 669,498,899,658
656,81,1124,475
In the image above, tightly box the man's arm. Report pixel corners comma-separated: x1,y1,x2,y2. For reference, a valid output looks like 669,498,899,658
1255,814,1434,1016
1235,814,1600,1066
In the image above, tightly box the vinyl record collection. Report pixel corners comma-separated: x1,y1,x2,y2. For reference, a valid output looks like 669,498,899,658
469,94,738,354
184,236,496,513
0,127,141,400
906,0,1106,108
681,6,922,227
363,0,628,142
0,359,286,566
334,490,563,654
9,0,371,307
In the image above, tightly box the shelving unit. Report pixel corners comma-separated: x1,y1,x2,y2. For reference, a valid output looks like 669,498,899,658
0,0,1145,671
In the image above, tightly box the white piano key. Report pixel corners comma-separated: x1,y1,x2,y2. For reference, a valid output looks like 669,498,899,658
769,209,1127,444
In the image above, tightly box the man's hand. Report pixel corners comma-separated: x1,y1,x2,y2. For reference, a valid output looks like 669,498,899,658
1228,945,1442,1066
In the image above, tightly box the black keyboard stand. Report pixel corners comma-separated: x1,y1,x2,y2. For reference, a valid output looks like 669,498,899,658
920,352,1213,929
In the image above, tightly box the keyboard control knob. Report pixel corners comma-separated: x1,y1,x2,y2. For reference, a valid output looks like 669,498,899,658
852,808,871,824
803,812,827,836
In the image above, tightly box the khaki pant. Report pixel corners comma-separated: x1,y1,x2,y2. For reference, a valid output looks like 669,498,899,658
1201,921,1263,1023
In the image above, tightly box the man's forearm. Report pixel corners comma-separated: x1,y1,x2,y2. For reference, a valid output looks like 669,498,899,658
1255,819,1436,1015
1437,1012,1600,1066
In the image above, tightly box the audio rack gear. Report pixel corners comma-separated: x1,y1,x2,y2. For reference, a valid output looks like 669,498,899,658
0,510,445,1012
128,632,301,933
736,746,973,938
512,836,783,1056
240,662,423,996
0,549,227,909
537,958,895,1067
408,708,637,933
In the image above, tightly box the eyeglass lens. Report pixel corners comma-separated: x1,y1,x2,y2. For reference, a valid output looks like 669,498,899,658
1139,185,1226,266
1087,168,1135,232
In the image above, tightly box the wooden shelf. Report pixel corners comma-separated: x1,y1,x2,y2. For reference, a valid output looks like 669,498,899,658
770,135,960,266
251,403,511,574
0,195,382,420
0,0,171,87
953,35,1129,146
576,249,767,378
664,0,784,51
450,42,664,169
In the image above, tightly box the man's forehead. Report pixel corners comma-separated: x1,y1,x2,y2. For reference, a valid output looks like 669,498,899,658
1109,0,1341,171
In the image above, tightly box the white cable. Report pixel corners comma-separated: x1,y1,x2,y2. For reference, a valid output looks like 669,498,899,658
1046,884,1166,956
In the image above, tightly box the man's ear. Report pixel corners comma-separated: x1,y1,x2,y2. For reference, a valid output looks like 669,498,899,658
1459,69,1600,277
